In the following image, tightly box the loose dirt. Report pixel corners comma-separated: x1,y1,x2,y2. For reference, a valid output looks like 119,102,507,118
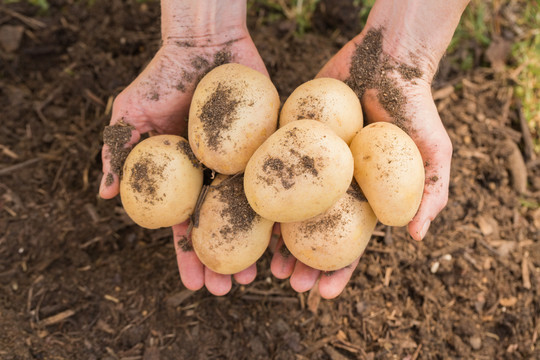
0,1,538,359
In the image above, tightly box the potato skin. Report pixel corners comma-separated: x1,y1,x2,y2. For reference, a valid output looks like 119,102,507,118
120,135,203,229
279,78,363,145
191,174,274,275
281,182,377,271
244,120,354,223
188,63,280,174
350,122,424,226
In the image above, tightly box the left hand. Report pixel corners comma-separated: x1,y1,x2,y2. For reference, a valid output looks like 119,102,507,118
270,0,469,298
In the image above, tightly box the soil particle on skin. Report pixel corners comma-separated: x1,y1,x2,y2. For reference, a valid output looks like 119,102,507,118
177,236,193,252
176,48,232,93
296,95,322,120
199,83,241,151
279,245,291,258
104,173,114,186
215,175,258,240
176,140,201,168
102,120,134,177
346,27,423,133
261,152,320,190
301,212,342,238
129,154,165,203
347,180,367,202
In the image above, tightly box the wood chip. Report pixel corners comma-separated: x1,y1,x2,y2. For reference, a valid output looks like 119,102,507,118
499,296,518,307
522,251,531,290
504,140,528,193
383,267,393,287
39,309,76,326
165,289,194,308
307,281,321,314
432,85,454,100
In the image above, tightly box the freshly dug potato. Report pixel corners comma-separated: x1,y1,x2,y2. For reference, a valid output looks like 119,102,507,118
120,135,203,229
350,122,424,226
188,63,280,174
244,120,354,223
191,174,274,275
279,78,363,144
281,181,377,271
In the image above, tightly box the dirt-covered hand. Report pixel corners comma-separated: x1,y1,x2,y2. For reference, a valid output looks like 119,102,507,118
99,0,268,295
271,0,469,298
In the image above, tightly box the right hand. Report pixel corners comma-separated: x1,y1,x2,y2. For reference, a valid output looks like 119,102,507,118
99,25,270,295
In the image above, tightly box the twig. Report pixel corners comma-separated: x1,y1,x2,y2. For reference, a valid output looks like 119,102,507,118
0,6,46,30
0,158,41,176
39,309,76,327
522,251,531,290
516,99,536,162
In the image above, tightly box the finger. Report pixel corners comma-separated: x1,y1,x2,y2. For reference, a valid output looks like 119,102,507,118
173,222,205,291
233,263,257,285
99,126,141,199
204,267,232,296
408,102,452,241
318,257,360,299
289,261,320,293
270,238,296,279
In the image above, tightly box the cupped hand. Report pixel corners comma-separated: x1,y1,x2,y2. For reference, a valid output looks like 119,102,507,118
271,24,453,299
99,33,268,295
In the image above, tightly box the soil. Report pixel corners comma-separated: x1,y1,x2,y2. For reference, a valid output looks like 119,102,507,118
0,1,539,359
199,83,241,152
214,175,257,239
102,120,134,177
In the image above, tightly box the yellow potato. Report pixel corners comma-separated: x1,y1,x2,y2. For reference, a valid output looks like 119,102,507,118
244,120,354,223
191,174,274,275
188,63,280,174
120,135,203,229
279,78,363,145
281,181,377,271
350,122,424,226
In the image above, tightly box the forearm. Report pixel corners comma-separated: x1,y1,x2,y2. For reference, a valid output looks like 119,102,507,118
366,0,470,77
161,0,247,44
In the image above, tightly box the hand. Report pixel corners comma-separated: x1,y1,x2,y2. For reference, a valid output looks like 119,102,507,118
99,0,269,295
271,0,469,298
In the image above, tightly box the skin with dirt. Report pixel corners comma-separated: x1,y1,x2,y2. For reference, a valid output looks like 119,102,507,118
345,27,423,133
0,1,538,359
102,119,134,179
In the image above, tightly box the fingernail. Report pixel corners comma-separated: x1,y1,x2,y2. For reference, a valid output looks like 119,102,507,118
420,220,431,239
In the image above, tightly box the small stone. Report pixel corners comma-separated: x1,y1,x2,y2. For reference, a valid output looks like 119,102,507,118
0,25,24,52
469,335,482,350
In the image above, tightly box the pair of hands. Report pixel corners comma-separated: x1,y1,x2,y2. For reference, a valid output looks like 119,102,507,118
99,11,455,298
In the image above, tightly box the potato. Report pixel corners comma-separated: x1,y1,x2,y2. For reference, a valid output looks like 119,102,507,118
350,122,424,226
244,120,354,223
281,181,377,271
279,78,363,145
191,174,274,275
120,135,203,229
188,63,280,174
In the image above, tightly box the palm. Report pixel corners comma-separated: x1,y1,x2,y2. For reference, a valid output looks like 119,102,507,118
99,34,268,295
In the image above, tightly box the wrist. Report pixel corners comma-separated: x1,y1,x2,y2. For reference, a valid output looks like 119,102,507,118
161,0,248,46
365,0,470,79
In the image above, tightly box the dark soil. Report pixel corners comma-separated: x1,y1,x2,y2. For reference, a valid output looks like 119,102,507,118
199,83,241,152
0,1,539,359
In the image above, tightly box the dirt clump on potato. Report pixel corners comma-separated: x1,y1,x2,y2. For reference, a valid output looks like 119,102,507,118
128,154,165,203
176,140,201,169
261,152,319,190
102,120,134,178
199,83,242,152
214,175,258,240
